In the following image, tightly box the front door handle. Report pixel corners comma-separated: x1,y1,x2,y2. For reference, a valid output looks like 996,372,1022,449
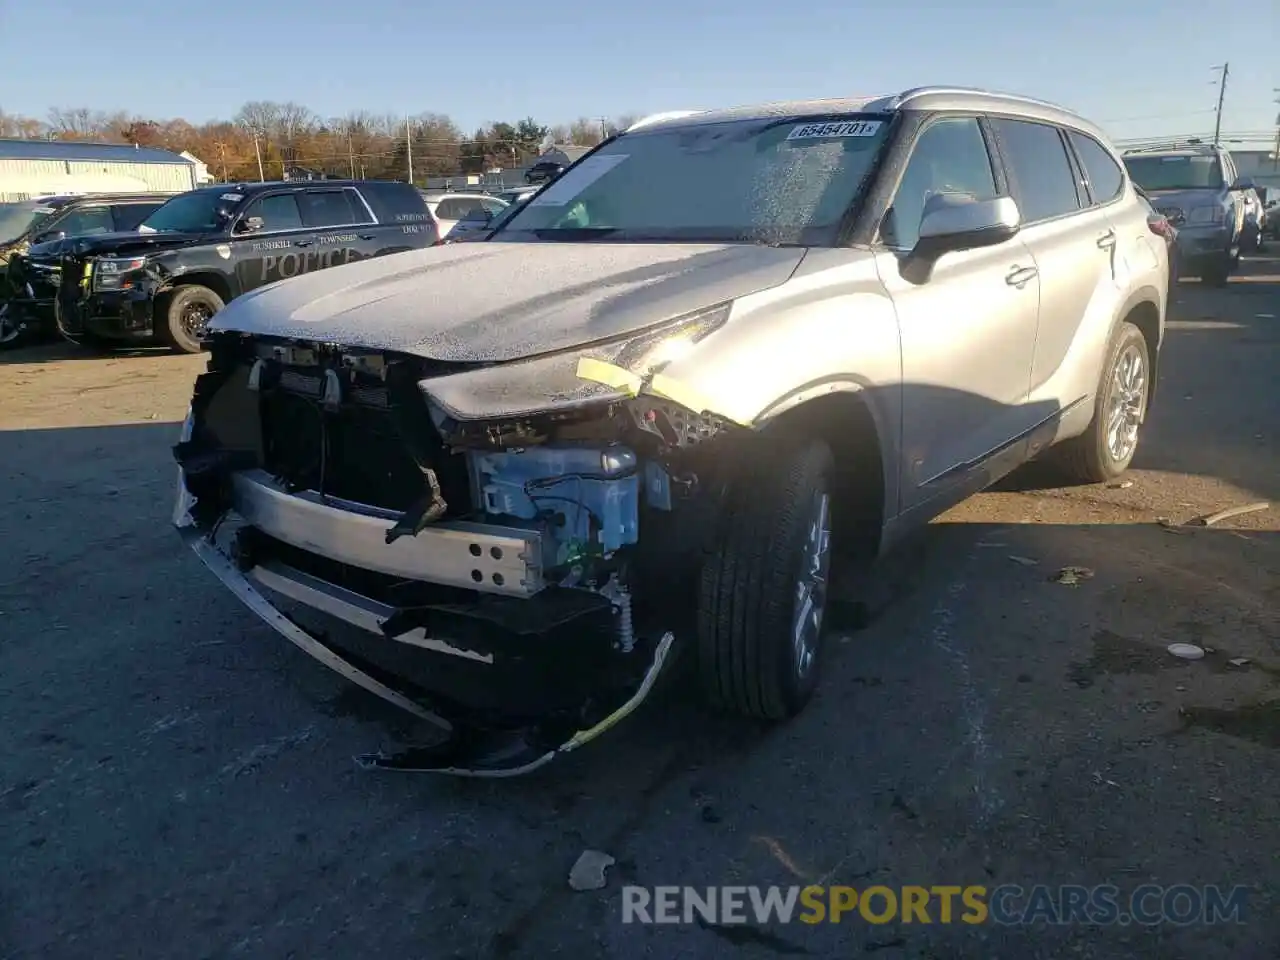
1005,265,1038,287
1096,229,1116,249
294,239,315,248
358,234,376,241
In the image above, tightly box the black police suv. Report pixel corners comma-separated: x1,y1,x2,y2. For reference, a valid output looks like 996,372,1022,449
38,179,438,353
1,193,169,348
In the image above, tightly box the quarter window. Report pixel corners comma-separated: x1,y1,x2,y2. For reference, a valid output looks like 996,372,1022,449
1068,132,1124,205
991,119,1081,223
881,117,999,250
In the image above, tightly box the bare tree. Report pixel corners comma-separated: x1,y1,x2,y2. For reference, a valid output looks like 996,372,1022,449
272,101,315,168
46,107,108,140
566,117,605,147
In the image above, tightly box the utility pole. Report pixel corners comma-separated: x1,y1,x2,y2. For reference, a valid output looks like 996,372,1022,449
214,140,228,182
347,130,356,179
252,132,265,182
1272,89,1280,170
1211,62,1229,145
406,116,414,185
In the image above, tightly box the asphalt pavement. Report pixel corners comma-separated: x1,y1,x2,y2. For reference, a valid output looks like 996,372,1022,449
1,257,1277,960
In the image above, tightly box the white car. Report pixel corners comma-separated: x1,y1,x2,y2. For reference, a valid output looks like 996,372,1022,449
419,191,507,238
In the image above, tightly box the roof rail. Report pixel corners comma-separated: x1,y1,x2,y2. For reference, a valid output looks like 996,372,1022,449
1121,138,1218,155
891,85,1072,114
625,110,705,132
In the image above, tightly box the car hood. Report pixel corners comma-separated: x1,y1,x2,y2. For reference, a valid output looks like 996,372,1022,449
209,240,807,362
27,230,208,260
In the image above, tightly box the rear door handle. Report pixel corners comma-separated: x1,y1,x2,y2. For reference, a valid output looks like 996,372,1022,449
1096,229,1116,249
294,239,315,248
1005,265,1038,287
358,234,376,240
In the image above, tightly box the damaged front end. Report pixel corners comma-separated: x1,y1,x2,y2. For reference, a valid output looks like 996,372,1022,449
173,307,745,775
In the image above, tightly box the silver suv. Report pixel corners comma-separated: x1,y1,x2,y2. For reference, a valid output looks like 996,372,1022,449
1121,141,1253,286
173,87,1169,775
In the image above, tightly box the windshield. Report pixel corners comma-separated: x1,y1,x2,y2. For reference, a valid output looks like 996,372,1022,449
139,191,237,234
495,114,892,245
0,200,60,246
1123,155,1224,192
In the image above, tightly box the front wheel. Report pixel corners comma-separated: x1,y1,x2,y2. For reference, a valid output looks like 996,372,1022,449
1051,321,1150,484
696,439,834,720
159,284,223,354
0,302,32,351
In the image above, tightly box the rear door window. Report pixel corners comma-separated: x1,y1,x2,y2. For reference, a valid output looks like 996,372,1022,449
297,189,360,228
991,119,1082,223
45,205,114,239
1067,132,1125,205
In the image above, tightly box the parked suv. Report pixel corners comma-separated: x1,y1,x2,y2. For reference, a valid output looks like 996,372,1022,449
173,87,1168,775
1121,142,1252,286
0,193,168,347
41,180,437,352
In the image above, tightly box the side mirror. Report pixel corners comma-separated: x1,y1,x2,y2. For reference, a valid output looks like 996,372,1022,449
912,195,1021,261
35,230,66,244
237,216,265,234
1231,175,1255,192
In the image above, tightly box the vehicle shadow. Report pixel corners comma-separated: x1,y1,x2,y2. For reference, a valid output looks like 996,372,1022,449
0,339,172,365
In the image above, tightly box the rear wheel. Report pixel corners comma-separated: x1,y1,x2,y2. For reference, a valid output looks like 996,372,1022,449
696,439,834,720
1052,321,1150,484
159,284,223,354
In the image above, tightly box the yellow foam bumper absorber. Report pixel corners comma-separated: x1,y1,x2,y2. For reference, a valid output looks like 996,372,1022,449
576,357,751,427
575,356,644,396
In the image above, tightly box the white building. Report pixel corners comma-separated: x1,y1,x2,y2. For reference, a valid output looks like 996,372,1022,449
180,151,215,185
0,138,199,201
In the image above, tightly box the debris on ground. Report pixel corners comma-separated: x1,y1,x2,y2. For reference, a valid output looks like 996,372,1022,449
569,850,616,891
1188,502,1270,527
1168,643,1206,661
1229,658,1251,667
1106,480,1134,489
1008,555,1039,567
1049,566,1094,585
1156,517,1190,535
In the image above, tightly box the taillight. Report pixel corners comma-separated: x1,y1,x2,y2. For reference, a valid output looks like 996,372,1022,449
1147,216,1174,241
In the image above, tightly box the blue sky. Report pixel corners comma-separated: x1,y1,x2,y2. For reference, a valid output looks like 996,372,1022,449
1,0,1275,146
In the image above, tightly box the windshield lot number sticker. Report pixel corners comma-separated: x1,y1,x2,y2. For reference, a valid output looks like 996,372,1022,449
786,120,882,140
528,155,630,207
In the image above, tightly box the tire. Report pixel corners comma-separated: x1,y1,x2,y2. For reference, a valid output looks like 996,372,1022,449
696,438,834,720
159,284,223,354
0,302,33,351
1052,321,1150,484
1201,253,1231,288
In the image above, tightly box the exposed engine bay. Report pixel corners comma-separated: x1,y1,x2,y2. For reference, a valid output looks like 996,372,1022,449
174,330,744,775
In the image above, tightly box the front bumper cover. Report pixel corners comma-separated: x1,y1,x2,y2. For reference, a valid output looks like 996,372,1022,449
174,480,675,776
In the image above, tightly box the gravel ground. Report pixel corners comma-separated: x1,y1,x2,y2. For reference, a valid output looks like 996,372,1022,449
0,258,1276,960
